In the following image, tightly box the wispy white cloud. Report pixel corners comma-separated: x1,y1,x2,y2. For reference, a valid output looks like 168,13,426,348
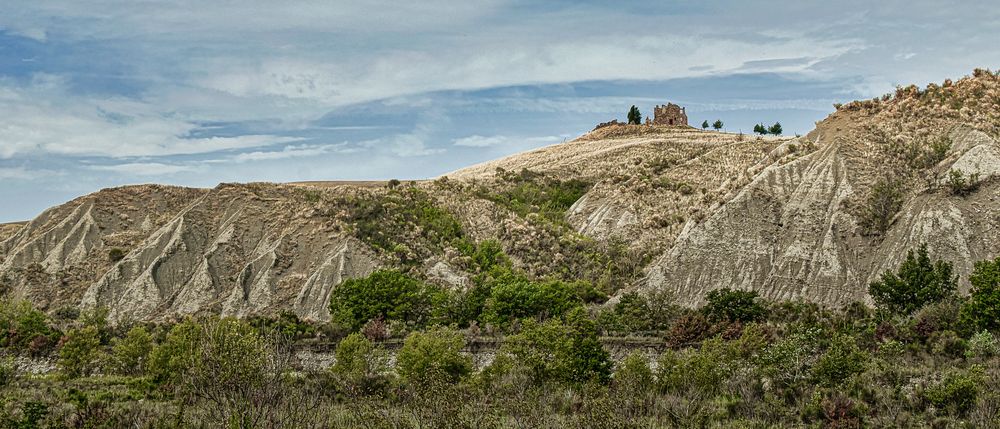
453,135,564,148
88,162,195,176
230,143,353,163
0,76,302,159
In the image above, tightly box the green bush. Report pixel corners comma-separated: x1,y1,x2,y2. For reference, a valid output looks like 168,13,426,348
946,169,980,196
597,292,652,333
859,178,904,236
657,336,737,395
868,244,956,315
330,333,390,396
329,270,445,331
58,326,102,378
0,300,59,355
248,311,316,339
959,256,1000,332
964,330,999,359
613,351,654,391
396,327,471,385
108,326,153,375
757,325,824,392
480,268,587,327
338,187,467,265
185,318,288,427
501,308,611,385
703,288,767,323
147,318,201,386
812,335,867,387
924,367,982,416
0,356,14,387
108,248,126,262
478,169,590,228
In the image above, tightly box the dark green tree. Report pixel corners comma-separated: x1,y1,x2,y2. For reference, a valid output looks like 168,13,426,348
701,120,709,129
768,122,783,135
500,307,611,384
868,244,957,315
712,119,724,131
753,123,768,135
329,270,445,331
627,105,642,125
703,288,767,323
330,333,390,395
396,327,472,385
959,257,1000,332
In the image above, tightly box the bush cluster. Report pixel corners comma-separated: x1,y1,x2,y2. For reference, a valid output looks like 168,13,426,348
3,244,1000,427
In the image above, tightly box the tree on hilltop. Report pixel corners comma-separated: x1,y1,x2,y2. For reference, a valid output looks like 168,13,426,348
768,122,783,136
701,120,709,129
712,120,723,131
753,124,767,135
627,106,642,125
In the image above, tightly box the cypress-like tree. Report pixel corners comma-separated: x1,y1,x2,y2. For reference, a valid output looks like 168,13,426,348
627,105,642,125
701,120,709,129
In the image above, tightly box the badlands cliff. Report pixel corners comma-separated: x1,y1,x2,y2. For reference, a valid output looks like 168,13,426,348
2,71,998,322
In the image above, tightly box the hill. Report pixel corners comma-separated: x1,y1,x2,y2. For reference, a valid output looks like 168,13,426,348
1,70,998,322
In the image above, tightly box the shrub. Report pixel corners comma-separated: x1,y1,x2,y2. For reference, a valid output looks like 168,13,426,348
147,318,201,386
924,367,982,416
108,326,153,375
868,244,957,315
186,318,292,428
959,256,1000,332
703,288,767,323
928,330,966,358
657,336,737,395
480,269,585,327
248,311,316,339
58,326,102,378
946,169,980,196
812,335,867,387
338,187,466,265
361,317,389,341
0,300,59,355
0,356,14,387
329,270,445,331
330,333,390,396
501,308,611,385
597,292,652,333
396,327,471,385
478,170,590,228
859,178,904,236
665,312,713,347
108,248,126,263
613,351,654,391
758,326,824,392
965,330,1000,359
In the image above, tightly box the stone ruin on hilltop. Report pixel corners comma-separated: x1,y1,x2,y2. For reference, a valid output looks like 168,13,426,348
650,103,688,126
592,102,689,131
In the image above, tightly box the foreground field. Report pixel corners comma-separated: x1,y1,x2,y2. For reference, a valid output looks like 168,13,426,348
3,247,1000,428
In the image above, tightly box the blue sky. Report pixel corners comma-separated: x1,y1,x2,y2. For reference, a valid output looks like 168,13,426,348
1,1,998,222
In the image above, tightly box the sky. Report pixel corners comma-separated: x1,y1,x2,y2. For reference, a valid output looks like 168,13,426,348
1,1,998,222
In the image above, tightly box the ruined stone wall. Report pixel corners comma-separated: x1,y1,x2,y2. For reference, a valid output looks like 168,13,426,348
653,103,688,126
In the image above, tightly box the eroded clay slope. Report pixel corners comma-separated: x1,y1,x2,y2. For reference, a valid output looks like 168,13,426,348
1,183,381,322
644,71,1000,306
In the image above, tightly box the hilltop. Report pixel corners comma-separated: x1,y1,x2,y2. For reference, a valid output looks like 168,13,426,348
1,70,998,322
